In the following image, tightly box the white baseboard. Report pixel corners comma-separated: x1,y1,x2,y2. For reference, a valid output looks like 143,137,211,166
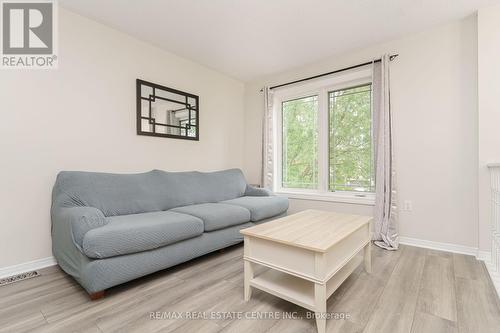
0,257,57,279
476,250,492,262
399,236,479,256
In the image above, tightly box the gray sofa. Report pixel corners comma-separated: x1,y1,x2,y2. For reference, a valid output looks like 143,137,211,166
51,168,288,298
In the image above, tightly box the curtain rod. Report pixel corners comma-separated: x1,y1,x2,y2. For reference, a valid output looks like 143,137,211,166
265,54,398,91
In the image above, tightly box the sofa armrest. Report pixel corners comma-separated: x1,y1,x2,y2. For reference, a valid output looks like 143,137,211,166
244,184,273,197
56,206,107,249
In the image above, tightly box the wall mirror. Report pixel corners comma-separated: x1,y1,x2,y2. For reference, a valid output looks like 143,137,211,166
136,79,199,140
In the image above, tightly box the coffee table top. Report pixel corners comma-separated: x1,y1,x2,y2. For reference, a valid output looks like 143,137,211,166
240,209,372,252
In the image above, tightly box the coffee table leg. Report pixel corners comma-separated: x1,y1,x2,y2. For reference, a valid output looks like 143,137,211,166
244,260,253,301
364,242,372,273
314,283,326,333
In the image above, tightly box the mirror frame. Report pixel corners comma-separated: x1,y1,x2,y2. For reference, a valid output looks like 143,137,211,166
136,79,199,141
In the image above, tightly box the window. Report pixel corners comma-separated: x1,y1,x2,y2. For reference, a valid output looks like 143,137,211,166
275,70,374,201
329,84,374,192
282,96,318,189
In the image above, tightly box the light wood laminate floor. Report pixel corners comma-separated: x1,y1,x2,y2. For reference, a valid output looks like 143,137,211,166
0,244,499,333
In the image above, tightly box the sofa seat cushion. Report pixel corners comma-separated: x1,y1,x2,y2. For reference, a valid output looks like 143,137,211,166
82,211,203,259
221,196,289,221
171,203,251,232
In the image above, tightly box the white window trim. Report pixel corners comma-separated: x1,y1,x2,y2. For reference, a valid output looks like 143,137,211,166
275,190,375,205
273,66,375,205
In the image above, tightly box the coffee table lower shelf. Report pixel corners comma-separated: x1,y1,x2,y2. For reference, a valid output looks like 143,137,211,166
248,254,364,312
240,210,372,333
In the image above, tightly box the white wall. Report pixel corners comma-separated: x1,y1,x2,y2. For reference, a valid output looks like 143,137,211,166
0,8,488,270
0,9,245,268
244,17,479,248
478,5,500,251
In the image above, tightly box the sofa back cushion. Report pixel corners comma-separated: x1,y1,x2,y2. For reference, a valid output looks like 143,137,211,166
52,169,247,217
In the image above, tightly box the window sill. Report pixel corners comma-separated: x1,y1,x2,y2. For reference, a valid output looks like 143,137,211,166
275,191,375,206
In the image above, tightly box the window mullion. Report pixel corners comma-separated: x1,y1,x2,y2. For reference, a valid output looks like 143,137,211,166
275,98,282,192
317,89,328,193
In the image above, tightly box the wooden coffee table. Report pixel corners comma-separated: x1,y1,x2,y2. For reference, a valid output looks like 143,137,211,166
240,209,372,333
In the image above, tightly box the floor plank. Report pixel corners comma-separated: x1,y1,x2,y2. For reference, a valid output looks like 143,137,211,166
102,280,238,333
0,244,498,333
453,253,483,280
326,245,402,332
453,252,500,333
411,311,457,333
362,246,426,333
0,310,47,333
416,250,457,321
455,277,500,333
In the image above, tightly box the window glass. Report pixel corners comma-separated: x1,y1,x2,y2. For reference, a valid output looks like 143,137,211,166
282,95,319,189
329,84,374,192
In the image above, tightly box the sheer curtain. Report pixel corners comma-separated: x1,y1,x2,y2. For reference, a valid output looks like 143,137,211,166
261,87,274,189
372,55,399,250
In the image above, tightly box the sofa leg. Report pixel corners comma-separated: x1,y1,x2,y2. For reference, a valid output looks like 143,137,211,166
89,290,105,300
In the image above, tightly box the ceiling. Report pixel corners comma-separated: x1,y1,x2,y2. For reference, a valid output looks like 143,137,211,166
60,0,498,81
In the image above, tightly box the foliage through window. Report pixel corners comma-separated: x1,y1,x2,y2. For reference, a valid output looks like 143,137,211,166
282,96,318,189
279,82,374,194
329,84,374,192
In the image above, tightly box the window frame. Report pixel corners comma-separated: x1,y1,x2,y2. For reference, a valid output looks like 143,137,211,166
273,67,375,205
